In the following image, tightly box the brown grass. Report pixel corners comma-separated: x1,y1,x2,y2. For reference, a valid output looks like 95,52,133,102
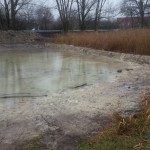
75,96,150,150
93,96,150,139
53,29,150,55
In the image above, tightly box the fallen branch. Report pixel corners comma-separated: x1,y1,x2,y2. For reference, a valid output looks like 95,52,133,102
70,83,88,89
0,95,47,99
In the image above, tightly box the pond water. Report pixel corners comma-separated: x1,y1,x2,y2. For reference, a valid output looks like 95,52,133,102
0,45,128,97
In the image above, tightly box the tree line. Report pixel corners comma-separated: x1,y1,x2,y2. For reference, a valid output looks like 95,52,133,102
0,0,150,31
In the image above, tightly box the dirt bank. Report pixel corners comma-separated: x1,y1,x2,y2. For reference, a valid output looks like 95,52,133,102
0,44,150,150
0,31,44,44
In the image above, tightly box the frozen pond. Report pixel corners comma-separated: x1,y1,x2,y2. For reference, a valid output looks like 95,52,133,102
0,44,128,97
0,44,150,150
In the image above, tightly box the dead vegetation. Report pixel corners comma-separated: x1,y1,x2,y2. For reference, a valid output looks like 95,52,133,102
75,96,150,150
0,31,44,44
53,29,150,56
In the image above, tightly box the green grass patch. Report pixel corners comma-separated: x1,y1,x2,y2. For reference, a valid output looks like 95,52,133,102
76,135,150,150
26,144,40,150
24,135,43,150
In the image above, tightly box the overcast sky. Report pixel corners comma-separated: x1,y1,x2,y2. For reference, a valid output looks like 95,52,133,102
35,0,122,8
37,0,122,7
34,0,122,18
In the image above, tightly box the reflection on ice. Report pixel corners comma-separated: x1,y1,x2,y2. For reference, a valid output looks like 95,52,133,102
0,46,128,97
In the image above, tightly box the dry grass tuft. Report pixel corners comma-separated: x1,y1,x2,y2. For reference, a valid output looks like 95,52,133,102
115,96,150,136
75,96,150,150
53,29,150,55
102,96,150,137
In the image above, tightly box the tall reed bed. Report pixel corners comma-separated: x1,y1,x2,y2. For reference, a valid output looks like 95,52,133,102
53,29,150,55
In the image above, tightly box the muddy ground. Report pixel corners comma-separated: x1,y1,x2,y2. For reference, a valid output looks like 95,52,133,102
0,43,150,150
0,31,45,44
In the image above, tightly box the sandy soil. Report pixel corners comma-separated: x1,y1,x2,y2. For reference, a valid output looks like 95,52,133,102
0,44,150,150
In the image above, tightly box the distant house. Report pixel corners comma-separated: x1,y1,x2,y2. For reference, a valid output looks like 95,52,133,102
117,16,150,28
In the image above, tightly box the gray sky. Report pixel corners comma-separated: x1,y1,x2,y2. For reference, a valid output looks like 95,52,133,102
35,0,122,8
34,0,122,18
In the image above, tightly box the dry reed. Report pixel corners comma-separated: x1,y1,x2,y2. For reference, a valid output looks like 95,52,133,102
53,29,150,55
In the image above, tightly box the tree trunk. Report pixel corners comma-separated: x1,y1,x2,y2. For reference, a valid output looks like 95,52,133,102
6,12,10,29
62,19,69,32
11,0,16,29
94,12,98,31
139,0,145,28
80,0,86,31
80,19,86,31
94,0,100,31
140,10,145,28
4,0,10,29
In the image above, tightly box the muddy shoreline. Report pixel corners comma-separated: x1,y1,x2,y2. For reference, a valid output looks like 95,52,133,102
0,43,150,150
45,43,150,65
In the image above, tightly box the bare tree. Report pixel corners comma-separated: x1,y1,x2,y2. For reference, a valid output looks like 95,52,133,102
0,3,4,29
120,0,138,28
1,0,32,29
104,2,119,20
120,0,150,28
76,0,96,30
36,6,54,30
10,0,32,29
17,4,36,30
3,0,10,29
55,0,74,32
68,9,79,30
94,0,107,30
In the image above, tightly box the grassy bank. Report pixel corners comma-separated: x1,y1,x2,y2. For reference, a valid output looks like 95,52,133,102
53,29,150,55
75,96,150,150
